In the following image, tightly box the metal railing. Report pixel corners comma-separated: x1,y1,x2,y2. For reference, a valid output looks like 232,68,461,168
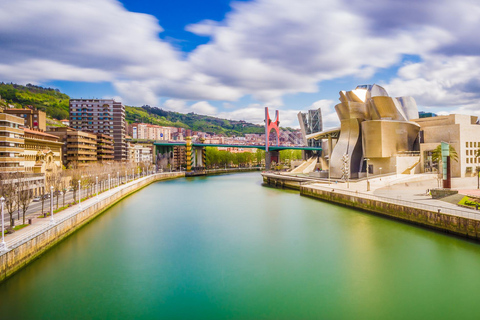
304,184,480,221
0,172,182,255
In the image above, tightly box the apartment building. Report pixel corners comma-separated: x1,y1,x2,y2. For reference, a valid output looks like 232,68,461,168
69,99,126,161
96,133,114,162
129,122,172,141
133,144,153,164
3,107,47,131
47,127,97,167
0,111,25,172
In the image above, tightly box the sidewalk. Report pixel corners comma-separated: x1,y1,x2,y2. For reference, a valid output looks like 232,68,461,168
0,173,177,253
306,174,480,221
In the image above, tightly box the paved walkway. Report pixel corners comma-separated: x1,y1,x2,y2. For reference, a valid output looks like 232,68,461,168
304,174,480,221
0,173,174,253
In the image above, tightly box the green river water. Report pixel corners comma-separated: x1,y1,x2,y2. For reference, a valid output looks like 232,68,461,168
1,172,480,319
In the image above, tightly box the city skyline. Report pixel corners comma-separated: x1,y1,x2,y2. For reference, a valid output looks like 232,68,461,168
1,0,479,128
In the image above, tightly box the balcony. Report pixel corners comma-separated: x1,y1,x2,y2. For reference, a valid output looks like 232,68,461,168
67,137,97,144
0,126,23,134
67,149,97,156
0,157,25,162
67,156,97,161
0,136,24,144
0,146,24,153
0,167,26,172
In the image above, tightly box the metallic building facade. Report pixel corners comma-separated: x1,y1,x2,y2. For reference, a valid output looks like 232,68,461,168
298,108,322,148
309,84,420,178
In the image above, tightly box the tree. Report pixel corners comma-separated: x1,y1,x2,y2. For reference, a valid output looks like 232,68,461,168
0,173,17,229
432,144,458,164
17,173,34,225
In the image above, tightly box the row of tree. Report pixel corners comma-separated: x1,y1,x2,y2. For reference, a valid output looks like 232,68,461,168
0,161,155,230
204,147,302,169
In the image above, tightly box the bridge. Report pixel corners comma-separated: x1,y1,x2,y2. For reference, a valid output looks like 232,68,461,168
153,141,322,152
148,107,322,173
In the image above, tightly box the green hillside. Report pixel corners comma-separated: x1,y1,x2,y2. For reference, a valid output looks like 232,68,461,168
0,83,265,136
140,105,264,136
0,83,69,119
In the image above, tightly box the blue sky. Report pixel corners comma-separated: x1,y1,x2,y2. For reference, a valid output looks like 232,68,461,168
1,0,480,128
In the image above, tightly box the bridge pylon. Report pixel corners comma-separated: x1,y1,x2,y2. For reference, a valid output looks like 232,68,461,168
265,107,280,170
186,136,193,172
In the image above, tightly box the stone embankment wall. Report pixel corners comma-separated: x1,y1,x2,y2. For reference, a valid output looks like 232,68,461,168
262,173,310,190
263,173,480,240
0,172,184,283
205,167,263,175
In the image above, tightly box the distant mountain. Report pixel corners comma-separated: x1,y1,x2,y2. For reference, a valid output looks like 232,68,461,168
0,83,264,136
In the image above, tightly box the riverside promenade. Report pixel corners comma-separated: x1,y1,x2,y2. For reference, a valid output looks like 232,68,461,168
263,172,480,240
0,171,184,282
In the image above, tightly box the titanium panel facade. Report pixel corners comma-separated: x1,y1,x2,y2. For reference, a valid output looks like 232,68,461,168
309,84,420,178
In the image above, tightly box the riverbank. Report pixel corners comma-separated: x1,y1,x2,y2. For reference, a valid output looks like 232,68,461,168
262,172,480,240
0,172,184,283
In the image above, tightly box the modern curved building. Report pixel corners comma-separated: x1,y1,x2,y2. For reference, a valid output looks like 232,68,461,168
308,84,421,179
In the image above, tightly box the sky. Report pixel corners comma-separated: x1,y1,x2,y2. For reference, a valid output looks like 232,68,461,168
1,0,480,128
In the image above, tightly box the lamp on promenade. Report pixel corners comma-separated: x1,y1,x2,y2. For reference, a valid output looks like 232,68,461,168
108,174,111,193
125,170,127,183
50,186,54,224
364,158,370,191
327,156,331,186
476,166,480,189
0,197,6,251
78,180,82,211
96,176,99,201
117,172,119,187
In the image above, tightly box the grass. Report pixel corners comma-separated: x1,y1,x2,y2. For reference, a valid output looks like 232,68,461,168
458,196,480,208
2,224,29,234
13,224,28,231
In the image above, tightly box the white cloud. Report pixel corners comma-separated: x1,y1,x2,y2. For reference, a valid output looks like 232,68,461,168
190,101,217,115
1,0,480,121
384,55,480,112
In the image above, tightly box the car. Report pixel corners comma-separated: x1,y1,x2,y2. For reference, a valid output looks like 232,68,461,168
32,197,41,202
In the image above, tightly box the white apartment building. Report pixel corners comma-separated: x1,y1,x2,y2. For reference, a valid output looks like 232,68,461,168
133,144,153,164
130,123,172,141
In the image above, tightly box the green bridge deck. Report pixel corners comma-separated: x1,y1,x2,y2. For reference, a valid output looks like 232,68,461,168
152,142,322,152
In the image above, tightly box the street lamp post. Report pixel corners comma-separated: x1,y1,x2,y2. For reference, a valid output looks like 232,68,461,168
96,176,99,201
117,172,119,187
108,174,111,193
0,197,6,251
125,170,127,183
364,158,370,191
476,166,480,189
78,180,81,211
327,156,331,186
50,186,54,224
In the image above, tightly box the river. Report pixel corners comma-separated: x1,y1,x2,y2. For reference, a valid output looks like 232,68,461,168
1,172,480,319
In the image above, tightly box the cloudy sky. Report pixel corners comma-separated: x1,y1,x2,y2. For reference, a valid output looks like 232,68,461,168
1,0,479,128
